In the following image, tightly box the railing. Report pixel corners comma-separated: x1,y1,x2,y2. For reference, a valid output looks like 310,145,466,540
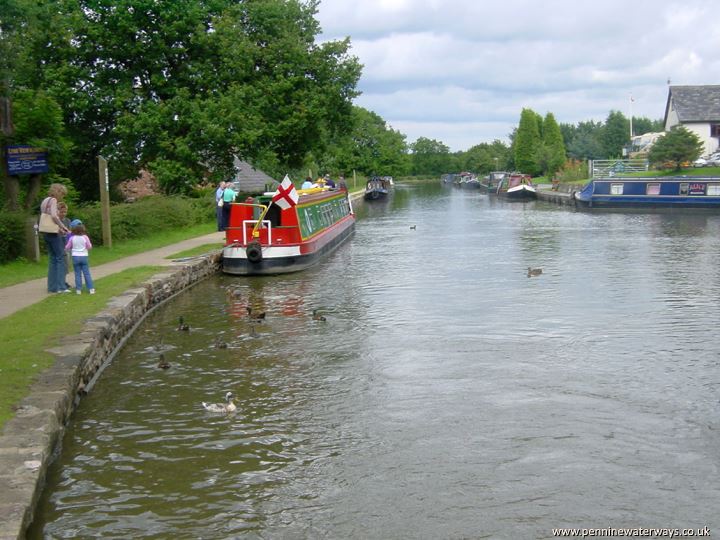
242,220,271,244
589,159,649,178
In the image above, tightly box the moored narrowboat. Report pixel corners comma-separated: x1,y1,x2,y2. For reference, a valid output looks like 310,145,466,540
364,176,391,200
573,177,720,208
222,184,355,275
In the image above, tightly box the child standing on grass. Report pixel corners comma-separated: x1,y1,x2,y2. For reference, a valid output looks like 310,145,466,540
65,219,95,295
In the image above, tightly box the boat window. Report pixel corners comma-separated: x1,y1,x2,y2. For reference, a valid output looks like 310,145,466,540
646,183,661,195
679,183,689,195
610,183,624,195
707,183,720,196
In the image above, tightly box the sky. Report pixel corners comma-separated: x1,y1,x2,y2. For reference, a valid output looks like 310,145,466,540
316,0,720,152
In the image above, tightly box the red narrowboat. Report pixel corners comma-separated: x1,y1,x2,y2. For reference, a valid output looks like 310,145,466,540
222,186,355,275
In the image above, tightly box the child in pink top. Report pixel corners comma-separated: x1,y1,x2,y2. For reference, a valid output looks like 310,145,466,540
65,219,95,294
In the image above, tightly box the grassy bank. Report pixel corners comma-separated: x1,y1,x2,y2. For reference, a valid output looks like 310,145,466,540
0,222,215,288
0,266,162,430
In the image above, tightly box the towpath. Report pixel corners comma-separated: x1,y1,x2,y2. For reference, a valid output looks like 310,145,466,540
0,231,225,321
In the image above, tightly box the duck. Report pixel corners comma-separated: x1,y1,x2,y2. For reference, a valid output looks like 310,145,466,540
214,336,228,349
202,391,237,413
527,267,543,277
227,287,243,299
157,353,171,369
246,306,266,320
409,225,416,230
177,316,190,331
312,309,327,322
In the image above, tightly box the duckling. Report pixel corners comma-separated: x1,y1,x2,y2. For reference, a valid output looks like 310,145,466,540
409,225,416,230
177,316,190,331
157,353,171,369
246,306,266,320
312,309,327,322
227,287,243,299
202,391,237,413
214,336,228,349
527,267,543,277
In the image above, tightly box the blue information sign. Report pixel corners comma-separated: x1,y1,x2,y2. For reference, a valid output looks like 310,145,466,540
5,145,49,175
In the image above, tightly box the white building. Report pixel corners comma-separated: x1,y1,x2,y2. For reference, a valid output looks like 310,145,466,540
664,85,720,156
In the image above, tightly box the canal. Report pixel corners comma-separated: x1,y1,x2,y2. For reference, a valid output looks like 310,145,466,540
30,182,720,538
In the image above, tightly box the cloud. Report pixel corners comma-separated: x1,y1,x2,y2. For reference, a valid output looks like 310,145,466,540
317,0,720,151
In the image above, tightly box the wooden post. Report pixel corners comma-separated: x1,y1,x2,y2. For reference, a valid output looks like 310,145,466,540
98,156,112,247
353,169,357,190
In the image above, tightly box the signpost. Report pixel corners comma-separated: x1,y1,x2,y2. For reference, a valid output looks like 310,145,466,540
5,145,49,175
98,156,112,248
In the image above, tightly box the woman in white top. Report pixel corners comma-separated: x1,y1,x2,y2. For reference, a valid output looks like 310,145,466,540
39,183,71,293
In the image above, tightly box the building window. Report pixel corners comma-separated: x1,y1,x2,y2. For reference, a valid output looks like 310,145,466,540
707,184,720,196
711,124,720,138
680,183,689,195
610,183,624,195
646,183,661,195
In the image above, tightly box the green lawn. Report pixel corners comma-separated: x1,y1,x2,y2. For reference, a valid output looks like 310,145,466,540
0,222,215,288
0,266,162,430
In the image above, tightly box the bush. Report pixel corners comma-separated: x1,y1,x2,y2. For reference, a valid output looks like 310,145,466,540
67,195,214,245
0,212,28,263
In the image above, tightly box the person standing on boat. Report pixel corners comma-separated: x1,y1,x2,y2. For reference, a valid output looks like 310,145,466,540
215,181,226,231
221,182,237,231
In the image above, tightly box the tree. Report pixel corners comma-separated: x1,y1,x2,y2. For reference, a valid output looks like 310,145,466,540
410,137,452,175
319,106,409,177
514,108,541,175
648,126,704,170
7,0,362,198
632,117,664,135
602,110,630,158
2,90,73,210
538,112,565,176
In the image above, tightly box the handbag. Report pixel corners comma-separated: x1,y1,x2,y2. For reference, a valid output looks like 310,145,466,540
217,198,224,207
38,212,60,233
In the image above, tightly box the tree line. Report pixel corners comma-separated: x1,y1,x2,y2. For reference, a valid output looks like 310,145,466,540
0,0,697,211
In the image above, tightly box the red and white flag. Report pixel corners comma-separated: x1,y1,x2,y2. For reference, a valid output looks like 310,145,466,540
271,174,299,210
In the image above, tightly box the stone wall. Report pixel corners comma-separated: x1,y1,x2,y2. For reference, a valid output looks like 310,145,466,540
0,251,222,540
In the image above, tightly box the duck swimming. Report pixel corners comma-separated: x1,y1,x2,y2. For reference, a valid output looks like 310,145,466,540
527,267,543,277
214,336,228,349
177,316,190,331
312,309,327,322
157,353,170,369
202,391,236,413
246,306,266,320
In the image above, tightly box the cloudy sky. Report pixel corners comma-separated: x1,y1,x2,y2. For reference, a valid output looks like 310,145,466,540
316,0,720,152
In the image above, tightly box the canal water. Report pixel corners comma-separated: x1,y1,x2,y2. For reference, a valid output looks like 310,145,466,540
30,183,720,539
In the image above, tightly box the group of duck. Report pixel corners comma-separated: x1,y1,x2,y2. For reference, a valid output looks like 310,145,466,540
162,290,328,414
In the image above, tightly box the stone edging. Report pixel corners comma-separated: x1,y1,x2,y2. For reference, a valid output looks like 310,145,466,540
0,251,222,540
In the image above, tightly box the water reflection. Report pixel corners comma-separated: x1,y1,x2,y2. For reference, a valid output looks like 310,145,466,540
30,184,720,539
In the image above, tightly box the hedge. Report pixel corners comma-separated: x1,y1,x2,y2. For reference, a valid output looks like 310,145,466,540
0,195,215,262
0,212,27,263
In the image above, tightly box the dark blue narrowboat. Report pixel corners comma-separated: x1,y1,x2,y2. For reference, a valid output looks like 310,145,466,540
573,177,720,209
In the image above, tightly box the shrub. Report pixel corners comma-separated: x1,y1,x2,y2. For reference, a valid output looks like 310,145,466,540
0,212,28,263
66,195,214,245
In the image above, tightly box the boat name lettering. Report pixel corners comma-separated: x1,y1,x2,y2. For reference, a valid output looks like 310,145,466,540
688,183,706,195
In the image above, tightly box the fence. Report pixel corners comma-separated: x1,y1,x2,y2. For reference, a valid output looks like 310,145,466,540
589,159,649,178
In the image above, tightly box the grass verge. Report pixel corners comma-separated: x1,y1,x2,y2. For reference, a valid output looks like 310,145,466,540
0,222,215,288
0,266,162,430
